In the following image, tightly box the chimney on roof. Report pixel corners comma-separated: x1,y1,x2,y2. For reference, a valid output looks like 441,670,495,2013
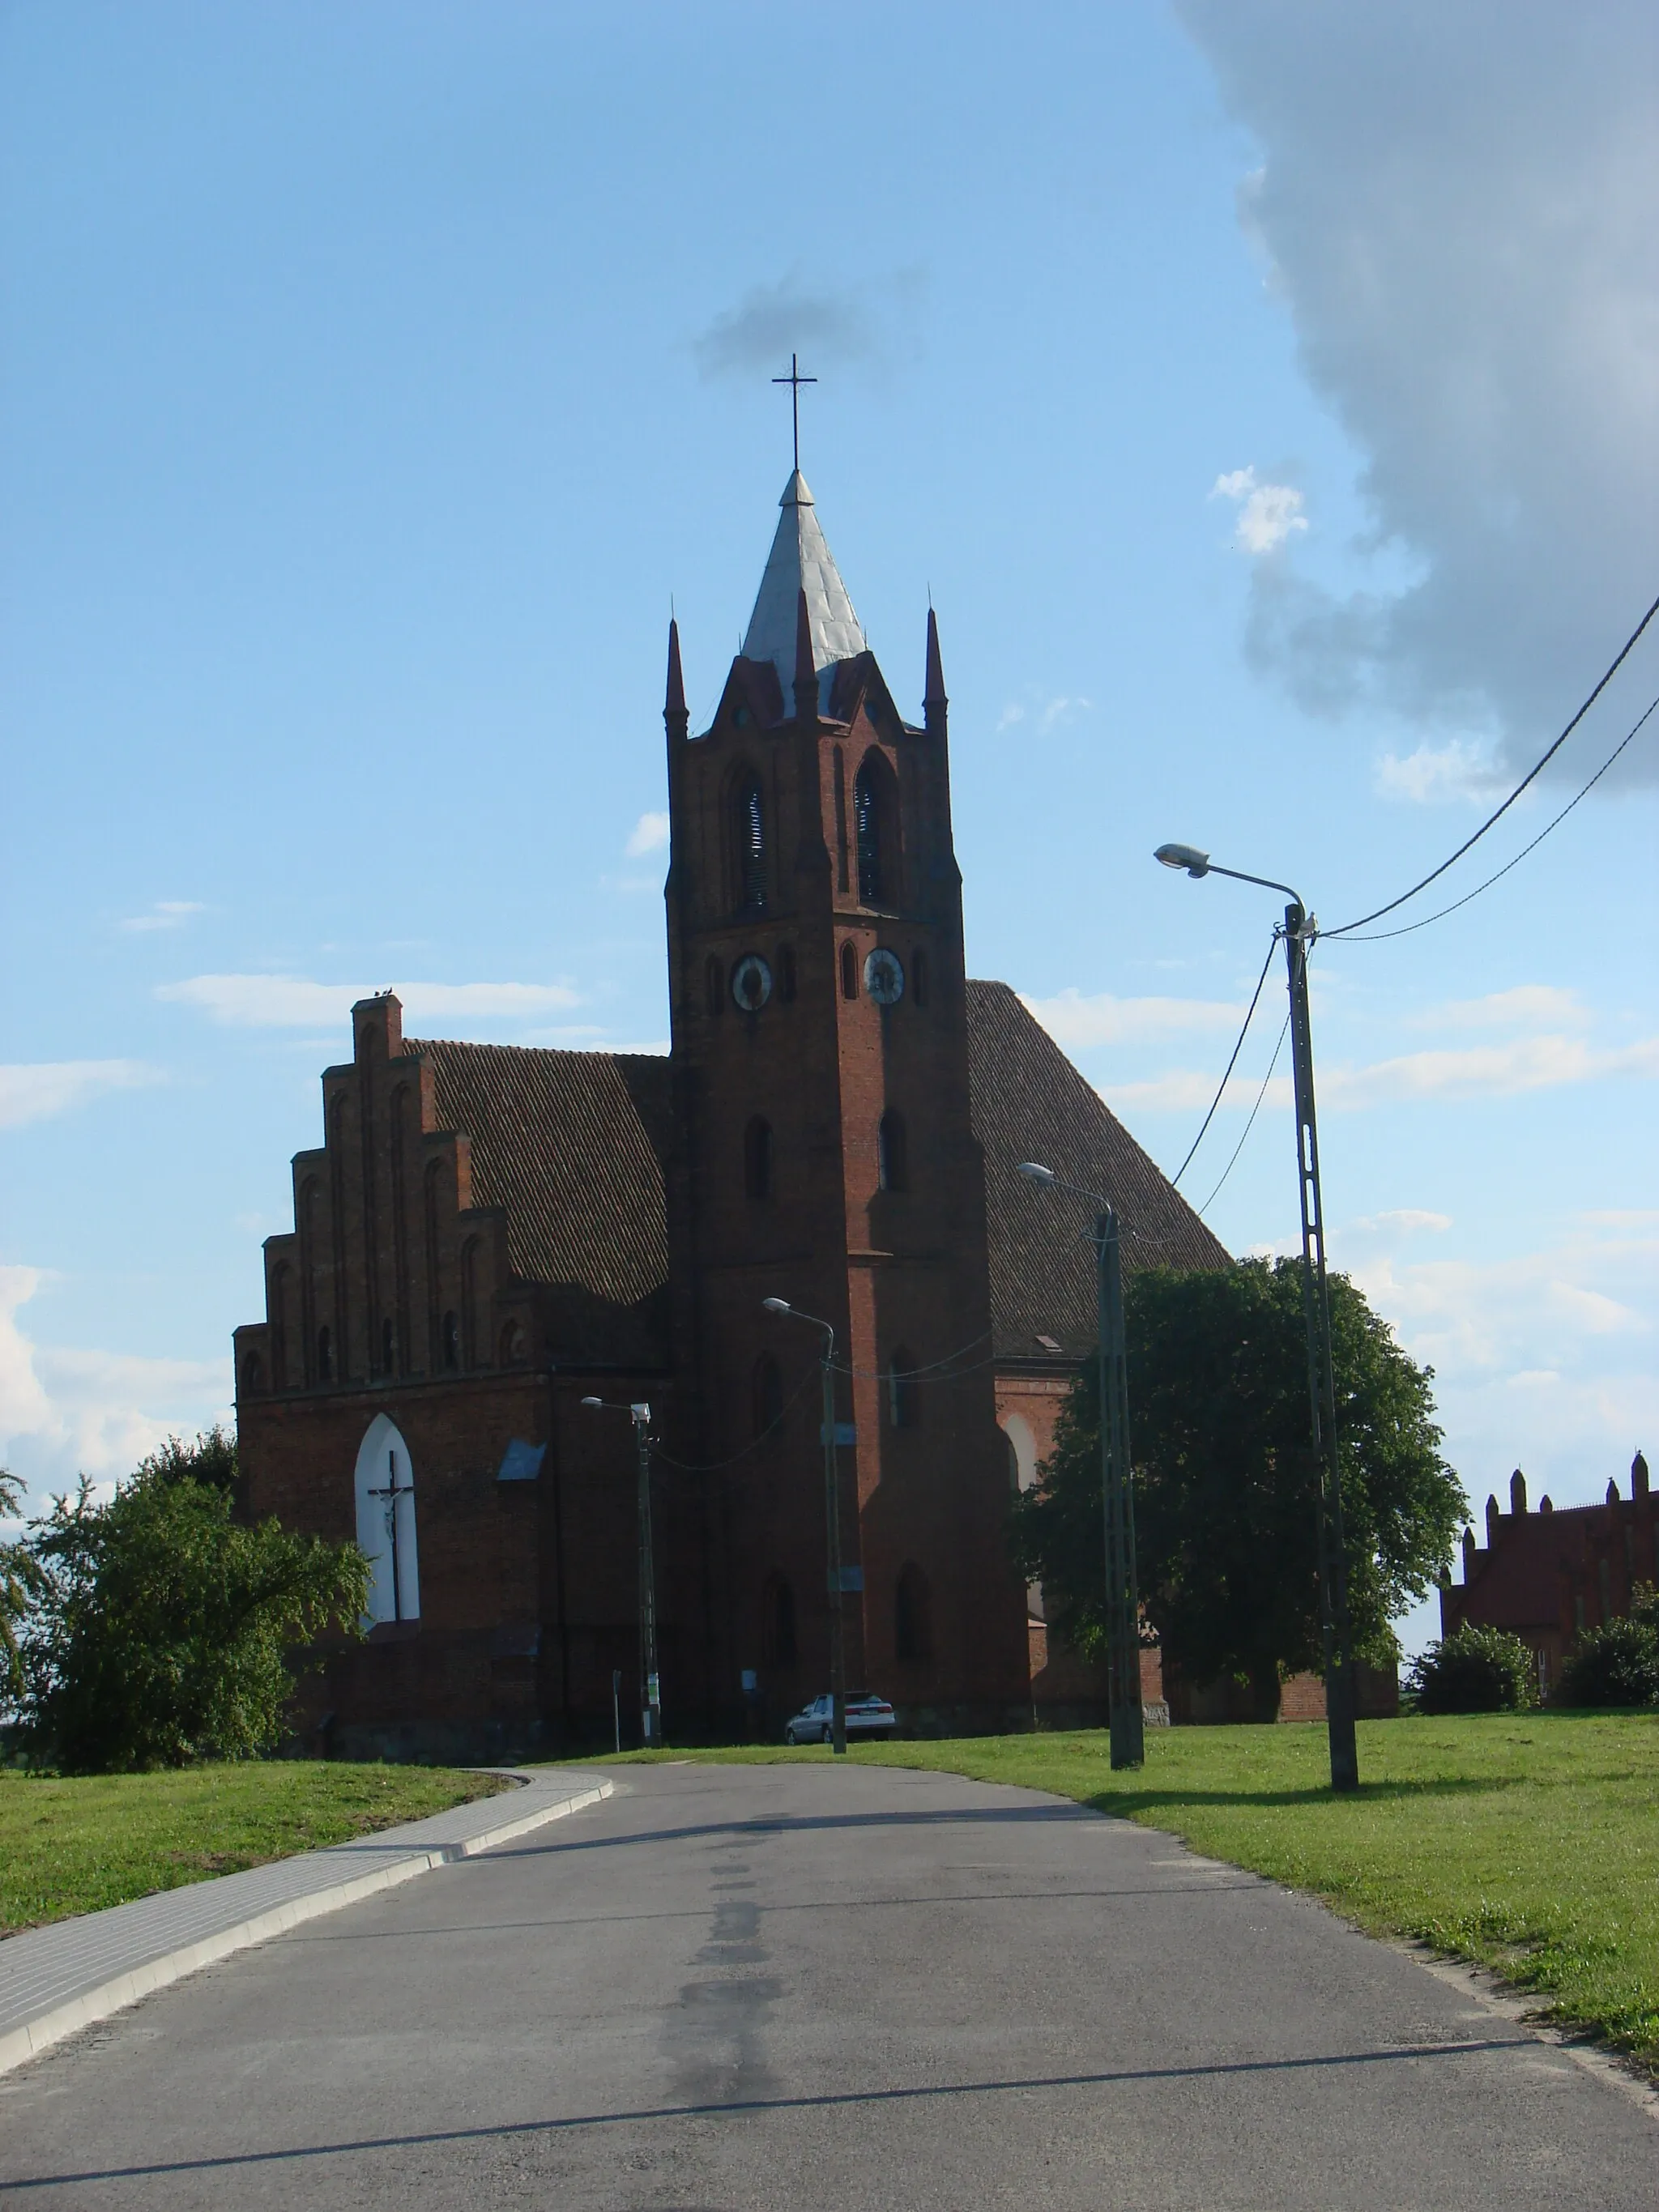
792,587,817,722
664,618,688,740
1633,1449,1650,1499
1510,1468,1527,1515
924,606,947,738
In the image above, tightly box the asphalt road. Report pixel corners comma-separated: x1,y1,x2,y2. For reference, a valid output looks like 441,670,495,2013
1,1760,1652,2209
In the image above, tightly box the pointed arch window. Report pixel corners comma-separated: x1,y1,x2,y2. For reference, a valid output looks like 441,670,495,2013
735,773,767,912
853,750,899,907
911,947,929,1008
354,1414,421,1625
895,1561,932,1661
706,956,724,1016
744,1116,774,1201
241,1351,265,1397
380,1317,394,1375
777,942,797,1003
840,942,858,999
878,1111,908,1193
441,1311,459,1370
317,1325,334,1383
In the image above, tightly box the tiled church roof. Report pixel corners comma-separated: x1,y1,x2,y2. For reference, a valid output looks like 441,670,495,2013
965,981,1232,1362
411,1039,672,1365
406,983,1227,1373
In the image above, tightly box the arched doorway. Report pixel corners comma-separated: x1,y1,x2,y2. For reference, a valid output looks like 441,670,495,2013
354,1413,421,1624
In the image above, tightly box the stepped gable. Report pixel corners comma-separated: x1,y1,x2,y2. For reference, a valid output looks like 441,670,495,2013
965,980,1231,1362
410,1038,672,1362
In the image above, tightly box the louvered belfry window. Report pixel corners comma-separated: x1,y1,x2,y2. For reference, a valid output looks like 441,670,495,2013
854,761,881,904
737,774,766,911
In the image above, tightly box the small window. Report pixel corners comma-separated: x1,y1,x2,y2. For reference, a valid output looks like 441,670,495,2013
752,1353,784,1438
889,1348,918,1430
762,1571,798,1665
878,1111,907,1193
736,774,766,912
895,1562,932,1661
381,1317,394,1374
706,956,724,1016
744,1116,774,1200
854,760,882,904
317,1326,333,1383
778,943,797,1003
501,1319,527,1367
912,947,929,1008
242,1352,264,1396
441,1311,459,1370
840,942,858,999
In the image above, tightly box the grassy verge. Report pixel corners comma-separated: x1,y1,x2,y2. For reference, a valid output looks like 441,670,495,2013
592,1713,1659,2071
0,1762,509,1935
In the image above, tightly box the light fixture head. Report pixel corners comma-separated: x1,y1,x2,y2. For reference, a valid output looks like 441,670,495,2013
579,1395,603,1409
629,1402,650,1422
1017,1161,1057,1186
1154,842,1210,878
761,1296,791,1315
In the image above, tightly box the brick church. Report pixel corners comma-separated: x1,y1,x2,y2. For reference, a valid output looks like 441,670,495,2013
234,468,1227,1758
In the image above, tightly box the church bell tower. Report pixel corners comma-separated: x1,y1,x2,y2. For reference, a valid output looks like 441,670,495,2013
660,468,1030,1733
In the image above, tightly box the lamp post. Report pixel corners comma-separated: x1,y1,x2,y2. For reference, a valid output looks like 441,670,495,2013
1017,1164,1144,1770
580,1396,662,1749
1154,842,1359,1793
761,1297,847,1756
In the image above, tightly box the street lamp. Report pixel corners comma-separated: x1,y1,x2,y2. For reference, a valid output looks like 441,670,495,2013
580,1396,662,1749
761,1297,848,1756
1154,840,1359,1793
1017,1162,1144,1771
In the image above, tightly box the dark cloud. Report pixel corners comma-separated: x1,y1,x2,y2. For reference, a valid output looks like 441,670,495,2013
693,267,924,381
1178,0,1659,776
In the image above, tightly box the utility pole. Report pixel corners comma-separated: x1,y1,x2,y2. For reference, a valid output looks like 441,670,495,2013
632,1404,662,1749
1283,902,1358,1792
1095,1206,1145,1770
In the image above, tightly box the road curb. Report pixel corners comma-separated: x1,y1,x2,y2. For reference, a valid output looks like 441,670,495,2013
0,1775,612,2078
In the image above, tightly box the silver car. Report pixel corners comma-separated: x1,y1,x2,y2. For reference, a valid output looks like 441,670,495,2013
784,1693,896,1745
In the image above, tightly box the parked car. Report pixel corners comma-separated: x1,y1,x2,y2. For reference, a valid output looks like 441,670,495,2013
784,1693,895,1745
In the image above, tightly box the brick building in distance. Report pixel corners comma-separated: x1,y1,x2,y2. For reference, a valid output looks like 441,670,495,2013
233,470,1227,1758
1439,1451,1655,1696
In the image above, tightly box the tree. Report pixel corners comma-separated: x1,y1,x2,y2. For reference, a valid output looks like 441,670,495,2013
1408,1624,1537,1714
11,1440,369,1772
0,1469,38,1700
130,1424,239,1495
1011,1259,1467,1720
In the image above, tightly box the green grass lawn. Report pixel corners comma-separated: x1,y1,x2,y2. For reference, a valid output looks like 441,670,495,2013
595,1713,1659,2071
0,1762,508,1936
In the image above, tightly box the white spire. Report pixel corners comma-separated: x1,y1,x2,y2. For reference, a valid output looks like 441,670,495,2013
740,471,864,706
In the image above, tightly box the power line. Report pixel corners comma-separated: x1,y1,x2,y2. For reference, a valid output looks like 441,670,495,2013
1328,690,1659,943
1197,1011,1290,1217
1323,589,1659,940
1170,933,1279,1188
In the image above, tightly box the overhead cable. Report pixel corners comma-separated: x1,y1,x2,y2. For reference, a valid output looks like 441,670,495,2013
1328,690,1659,943
1170,933,1279,1188
1197,1012,1290,1218
1323,590,1659,940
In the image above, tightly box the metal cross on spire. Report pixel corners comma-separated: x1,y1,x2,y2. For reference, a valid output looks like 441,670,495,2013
772,352,817,474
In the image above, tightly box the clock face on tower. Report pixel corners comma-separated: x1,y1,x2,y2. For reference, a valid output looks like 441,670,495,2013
863,948,905,1005
730,953,772,1012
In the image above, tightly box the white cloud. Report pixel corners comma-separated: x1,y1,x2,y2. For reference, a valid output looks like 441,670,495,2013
996,693,1093,735
119,899,205,934
1410,984,1588,1032
625,812,671,858
1179,1,1659,774
157,975,582,1029
0,1265,228,1502
1025,989,1244,1050
1373,738,1505,803
0,1060,163,1132
1211,465,1309,554
1320,1031,1659,1108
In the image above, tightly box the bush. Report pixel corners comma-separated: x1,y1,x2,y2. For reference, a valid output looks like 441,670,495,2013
1408,1624,1538,1714
1556,1607,1659,1711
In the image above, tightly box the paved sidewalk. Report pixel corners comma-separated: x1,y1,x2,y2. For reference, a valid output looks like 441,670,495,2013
0,1765,611,2077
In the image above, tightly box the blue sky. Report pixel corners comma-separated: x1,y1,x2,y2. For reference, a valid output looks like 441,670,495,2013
3,2,1655,1655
